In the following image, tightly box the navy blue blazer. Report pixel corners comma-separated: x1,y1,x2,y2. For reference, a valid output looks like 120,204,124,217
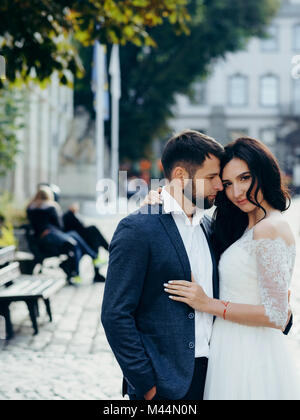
101,204,219,400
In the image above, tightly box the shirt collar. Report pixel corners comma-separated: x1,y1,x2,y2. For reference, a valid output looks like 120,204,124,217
161,187,204,226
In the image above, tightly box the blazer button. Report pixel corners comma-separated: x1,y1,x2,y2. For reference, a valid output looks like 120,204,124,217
188,313,194,319
189,342,195,349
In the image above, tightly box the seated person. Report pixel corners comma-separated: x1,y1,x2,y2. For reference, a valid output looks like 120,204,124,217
63,203,109,256
38,183,109,280
27,186,99,284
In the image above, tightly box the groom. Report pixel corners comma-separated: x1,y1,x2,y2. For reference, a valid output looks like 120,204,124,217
101,130,224,400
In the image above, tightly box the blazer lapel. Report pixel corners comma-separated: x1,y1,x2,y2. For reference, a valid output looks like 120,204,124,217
201,217,219,299
158,206,219,299
158,213,191,282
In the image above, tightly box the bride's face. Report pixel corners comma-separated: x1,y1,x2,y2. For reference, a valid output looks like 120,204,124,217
222,158,263,213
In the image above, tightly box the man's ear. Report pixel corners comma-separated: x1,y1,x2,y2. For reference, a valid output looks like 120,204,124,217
172,166,189,183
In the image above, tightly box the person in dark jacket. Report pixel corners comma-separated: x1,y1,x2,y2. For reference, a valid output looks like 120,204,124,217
63,203,109,252
38,183,109,282
38,183,109,256
27,186,98,283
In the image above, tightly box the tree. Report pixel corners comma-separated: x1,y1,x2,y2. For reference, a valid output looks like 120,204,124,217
0,89,23,175
0,0,190,174
0,0,190,86
118,0,280,160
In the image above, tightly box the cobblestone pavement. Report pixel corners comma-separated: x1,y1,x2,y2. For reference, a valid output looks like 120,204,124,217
0,201,300,400
0,214,124,401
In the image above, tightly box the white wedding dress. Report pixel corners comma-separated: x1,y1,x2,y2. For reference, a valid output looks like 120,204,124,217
204,226,300,400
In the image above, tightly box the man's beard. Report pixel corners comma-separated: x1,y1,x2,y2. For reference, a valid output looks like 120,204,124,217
183,178,215,210
191,194,215,210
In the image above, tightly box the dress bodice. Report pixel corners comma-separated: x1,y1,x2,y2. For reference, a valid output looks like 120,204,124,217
218,227,296,328
204,224,300,400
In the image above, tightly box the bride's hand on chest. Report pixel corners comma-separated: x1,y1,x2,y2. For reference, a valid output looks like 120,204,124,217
163,273,210,311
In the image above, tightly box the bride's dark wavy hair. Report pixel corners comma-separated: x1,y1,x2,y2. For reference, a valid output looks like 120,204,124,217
212,137,291,258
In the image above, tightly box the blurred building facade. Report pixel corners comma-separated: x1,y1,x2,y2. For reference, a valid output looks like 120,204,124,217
0,72,74,205
57,106,111,212
170,0,300,192
0,73,111,213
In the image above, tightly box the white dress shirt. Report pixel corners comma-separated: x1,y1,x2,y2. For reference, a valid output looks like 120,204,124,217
161,187,213,358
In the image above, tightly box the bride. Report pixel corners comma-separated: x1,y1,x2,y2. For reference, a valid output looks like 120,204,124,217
157,136,299,399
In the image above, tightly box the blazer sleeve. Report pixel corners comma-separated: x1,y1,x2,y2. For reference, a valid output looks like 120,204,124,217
101,217,156,396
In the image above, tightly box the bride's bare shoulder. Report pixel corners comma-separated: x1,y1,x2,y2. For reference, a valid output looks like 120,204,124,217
253,217,295,246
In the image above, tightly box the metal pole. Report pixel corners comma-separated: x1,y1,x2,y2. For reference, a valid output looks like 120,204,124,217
109,45,121,189
111,95,119,187
95,43,105,182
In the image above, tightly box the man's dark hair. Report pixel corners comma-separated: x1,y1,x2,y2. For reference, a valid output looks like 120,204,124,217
161,129,224,180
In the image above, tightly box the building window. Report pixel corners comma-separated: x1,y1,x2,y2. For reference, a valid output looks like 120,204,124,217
293,24,300,51
228,74,248,106
293,79,300,114
260,75,279,107
261,24,279,52
189,82,206,106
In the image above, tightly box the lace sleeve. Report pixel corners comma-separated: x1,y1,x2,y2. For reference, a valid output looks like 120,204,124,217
255,238,292,329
